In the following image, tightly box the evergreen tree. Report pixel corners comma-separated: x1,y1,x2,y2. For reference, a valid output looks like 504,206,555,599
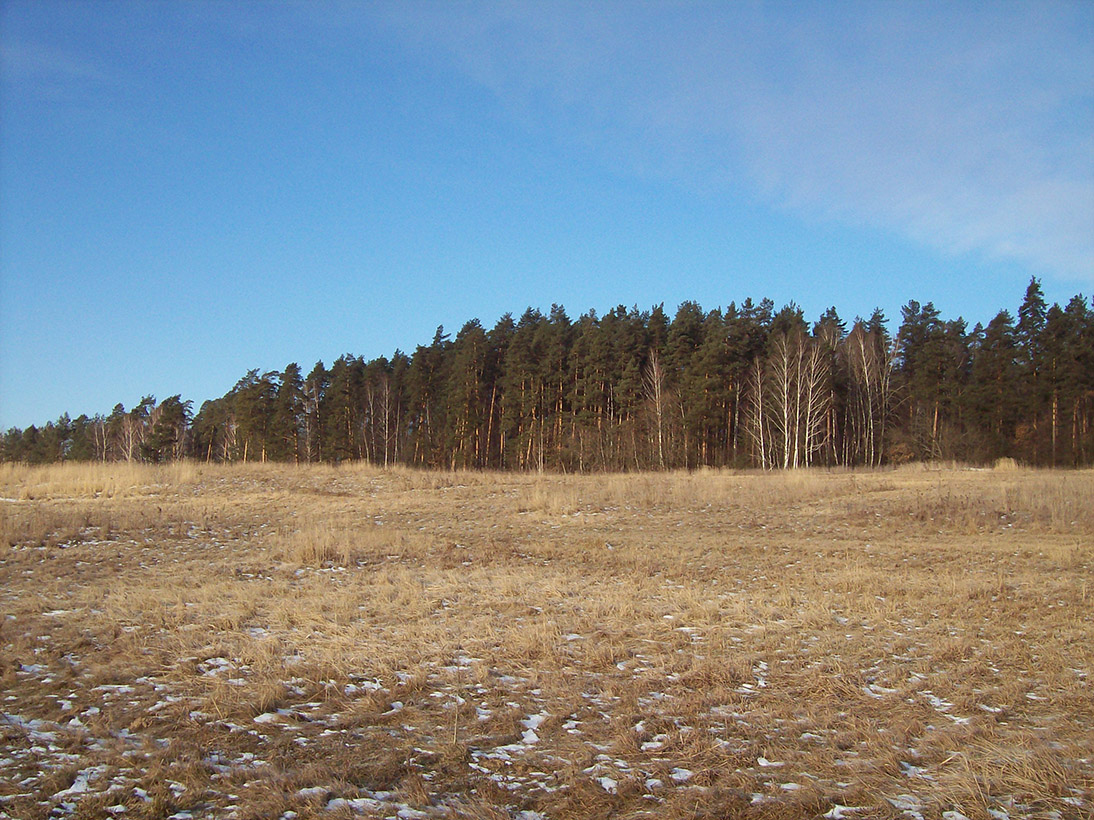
322,357,364,462
724,299,772,464
667,302,706,467
969,311,1019,459
1063,295,1094,463
1,428,24,462
270,364,305,463
1016,278,1049,462
406,328,451,467
895,301,950,459
67,415,97,461
9,287,1094,470
446,320,489,468
303,361,329,463
500,309,546,469
484,316,516,468
143,396,192,462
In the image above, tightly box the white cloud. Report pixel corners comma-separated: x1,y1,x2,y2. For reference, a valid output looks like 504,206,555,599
730,4,1094,280
379,1,1094,283
0,39,114,101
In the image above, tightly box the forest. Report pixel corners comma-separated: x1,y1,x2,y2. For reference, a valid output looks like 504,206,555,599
4,279,1093,470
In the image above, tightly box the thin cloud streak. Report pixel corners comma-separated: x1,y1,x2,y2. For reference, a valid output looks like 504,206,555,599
0,39,117,105
381,2,1094,283
734,4,1094,281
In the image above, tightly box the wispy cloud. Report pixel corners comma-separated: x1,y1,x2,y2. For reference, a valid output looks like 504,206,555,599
380,1,1094,283
731,3,1094,280
0,39,114,101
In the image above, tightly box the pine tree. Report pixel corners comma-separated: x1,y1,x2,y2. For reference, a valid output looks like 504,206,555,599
1016,278,1049,462
12,286,1094,469
667,301,705,467
303,362,328,463
67,415,97,461
271,364,305,463
485,315,516,468
231,373,277,462
969,311,1019,460
446,320,489,468
896,301,950,459
1063,295,1094,463
323,357,365,462
725,299,772,465
1043,303,1077,465
143,396,192,462
406,328,451,468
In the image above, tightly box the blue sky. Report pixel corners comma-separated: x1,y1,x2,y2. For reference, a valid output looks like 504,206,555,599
1,0,1091,430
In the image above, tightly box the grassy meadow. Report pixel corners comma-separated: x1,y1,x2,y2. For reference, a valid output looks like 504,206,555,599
0,462,1091,820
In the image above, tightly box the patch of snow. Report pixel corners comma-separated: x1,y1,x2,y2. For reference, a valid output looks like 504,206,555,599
94,684,135,695
888,795,924,811
670,768,693,783
53,765,107,797
921,692,953,711
520,712,548,744
326,797,381,813
900,761,933,780
640,734,669,752
824,806,868,819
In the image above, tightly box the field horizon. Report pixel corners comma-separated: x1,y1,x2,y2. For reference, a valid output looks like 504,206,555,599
1,461,1091,819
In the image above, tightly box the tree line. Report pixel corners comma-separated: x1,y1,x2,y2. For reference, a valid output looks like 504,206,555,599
5,279,1092,470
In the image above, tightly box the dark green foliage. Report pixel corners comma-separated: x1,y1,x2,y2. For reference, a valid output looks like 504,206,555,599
5,288,1094,469
142,396,192,462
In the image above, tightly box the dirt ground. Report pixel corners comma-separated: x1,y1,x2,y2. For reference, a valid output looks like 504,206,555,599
1,462,1091,819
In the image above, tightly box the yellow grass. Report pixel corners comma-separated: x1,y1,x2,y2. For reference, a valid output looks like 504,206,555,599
0,463,1090,819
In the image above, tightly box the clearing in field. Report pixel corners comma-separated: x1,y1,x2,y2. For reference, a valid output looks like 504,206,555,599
0,462,1091,820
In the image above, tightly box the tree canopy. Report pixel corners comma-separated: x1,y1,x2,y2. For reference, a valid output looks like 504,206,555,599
5,280,1092,469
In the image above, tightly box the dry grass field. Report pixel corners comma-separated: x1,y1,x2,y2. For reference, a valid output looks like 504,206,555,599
0,462,1091,820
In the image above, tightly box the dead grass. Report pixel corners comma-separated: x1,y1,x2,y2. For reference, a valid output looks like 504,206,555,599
0,463,1090,820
